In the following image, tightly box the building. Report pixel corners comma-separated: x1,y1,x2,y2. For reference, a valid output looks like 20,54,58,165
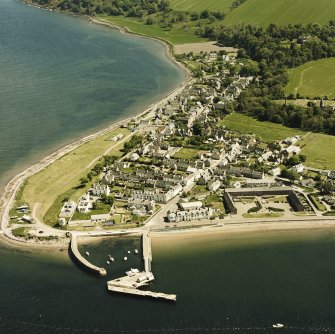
91,183,110,197
131,185,182,204
223,187,305,214
208,180,221,192
179,201,203,211
291,163,304,173
167,207,213,223
128,198,155,216
91,214,110,223
59,201,77,218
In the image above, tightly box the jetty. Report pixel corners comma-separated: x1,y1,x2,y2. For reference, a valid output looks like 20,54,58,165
69,234,107,276
107,231,177,302
143,231,152,273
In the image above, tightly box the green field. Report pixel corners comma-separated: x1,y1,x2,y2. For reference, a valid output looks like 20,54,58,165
170,0,235,12
299,133,335,170
97,15,207,45
173,147,200,160
19,128,130,225
223,0,335,27
220,113,305,142
285,58,335,99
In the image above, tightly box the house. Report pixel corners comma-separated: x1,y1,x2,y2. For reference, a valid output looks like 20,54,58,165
60,201,77,218
283,136,300,145
91,214,110,223
131,184,182,204
130,153,140,161
21,215,34,224
128,198,155,215
167,207,213,222
285,145,301,156
212,149,225,160
179,201,203,211
77,193,92,213
91,183,110,196
291,163,304,173
110,133,124,142
269,167,281,177
208,180,221,192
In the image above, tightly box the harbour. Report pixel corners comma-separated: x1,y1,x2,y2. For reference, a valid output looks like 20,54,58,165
71,231,177,301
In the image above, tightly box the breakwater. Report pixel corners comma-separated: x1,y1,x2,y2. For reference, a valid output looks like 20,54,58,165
69,234,107,276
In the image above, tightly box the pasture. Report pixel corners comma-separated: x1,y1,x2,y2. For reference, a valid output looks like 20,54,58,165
220,113,305,142
299,133,335,170
223,0,335,27
285,58,335,99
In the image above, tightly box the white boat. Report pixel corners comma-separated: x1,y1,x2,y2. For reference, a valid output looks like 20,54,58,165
110,257,115,262
126,268,140,277
124,256,128,261
272,323,284,328
107,261,110,265
127,250,130,254
134,249,138,254
85,251,89,256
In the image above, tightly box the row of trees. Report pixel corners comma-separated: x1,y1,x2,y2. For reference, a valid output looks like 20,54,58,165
33,0,170,16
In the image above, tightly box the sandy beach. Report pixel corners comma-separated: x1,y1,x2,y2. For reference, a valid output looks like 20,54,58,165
151,220,335,248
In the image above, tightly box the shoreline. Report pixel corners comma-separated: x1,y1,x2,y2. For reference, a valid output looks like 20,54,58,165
0,1,192,250
3,1,335,252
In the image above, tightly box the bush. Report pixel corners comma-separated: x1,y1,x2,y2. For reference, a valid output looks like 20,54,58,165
248,207,259,213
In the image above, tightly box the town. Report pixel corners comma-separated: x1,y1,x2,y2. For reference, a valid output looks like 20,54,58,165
9,48,335,237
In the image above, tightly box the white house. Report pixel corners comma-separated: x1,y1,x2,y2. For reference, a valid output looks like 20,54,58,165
270,167,281,177
167,207,213,223
208,180,221,192
60,201,77,218
91,183,110,196
291,163,304,173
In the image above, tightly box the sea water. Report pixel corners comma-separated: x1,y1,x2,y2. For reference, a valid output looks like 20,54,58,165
0,229,335,333
0,0,185,190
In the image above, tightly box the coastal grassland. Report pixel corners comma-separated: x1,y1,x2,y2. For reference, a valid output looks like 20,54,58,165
220,113,306,142
299,133,335,170
18,128,130,225
170,0,235,12
284,58,335,99
97,15,207,45
222,0,335,27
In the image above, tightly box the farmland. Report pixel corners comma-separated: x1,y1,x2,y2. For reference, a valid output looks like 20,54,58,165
223,0,335,27
284,58,335,99
170,0,235,13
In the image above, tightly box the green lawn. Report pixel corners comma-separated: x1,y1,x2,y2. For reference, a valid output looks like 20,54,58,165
243,212,284,218
18,128,130,225
309,195,326,211
12,227,29,237
285,58,335,99
299,133,335,170
97,15,207,45
220,113,305,142
170,0,235,12
173,147,200,160
223,0,335,27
